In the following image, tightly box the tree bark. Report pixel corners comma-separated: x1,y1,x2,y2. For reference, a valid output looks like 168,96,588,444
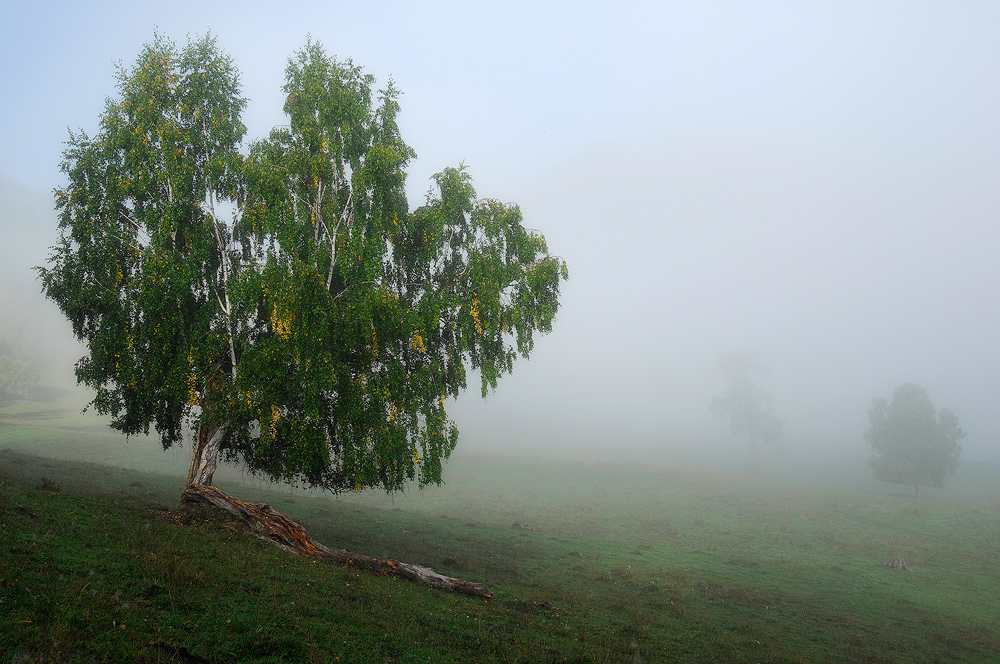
187,367,229,487
180,483,494,598
186,422,228,486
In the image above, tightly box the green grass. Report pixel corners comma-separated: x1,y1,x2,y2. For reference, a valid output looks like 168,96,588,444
2,393,1000,662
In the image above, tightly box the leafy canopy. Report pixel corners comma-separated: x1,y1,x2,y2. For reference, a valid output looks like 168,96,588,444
38,34,567,492
865,383,963,491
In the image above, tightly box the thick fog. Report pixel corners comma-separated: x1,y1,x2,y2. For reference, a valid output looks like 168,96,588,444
448,142,1000,464
2,2,998,470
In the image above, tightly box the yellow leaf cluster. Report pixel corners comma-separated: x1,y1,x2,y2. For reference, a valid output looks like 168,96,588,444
470,298,483,335
270,304,291,339
411,331,426,353
186,351,198,406
269,404,280,439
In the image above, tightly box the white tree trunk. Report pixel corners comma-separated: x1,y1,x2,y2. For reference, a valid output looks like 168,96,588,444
186,422,228,486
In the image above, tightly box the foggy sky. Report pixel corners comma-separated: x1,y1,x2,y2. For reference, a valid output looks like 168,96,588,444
2,2,998,467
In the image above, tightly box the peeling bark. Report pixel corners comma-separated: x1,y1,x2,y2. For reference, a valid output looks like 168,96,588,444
181,483,494,598
186,423,228,486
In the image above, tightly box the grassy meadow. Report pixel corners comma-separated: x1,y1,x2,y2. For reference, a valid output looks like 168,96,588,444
2,388,999,662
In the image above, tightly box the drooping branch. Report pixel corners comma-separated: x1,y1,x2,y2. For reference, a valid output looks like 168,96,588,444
180,483,494,598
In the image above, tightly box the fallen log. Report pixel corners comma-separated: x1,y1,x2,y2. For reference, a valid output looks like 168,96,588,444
181,483,493,598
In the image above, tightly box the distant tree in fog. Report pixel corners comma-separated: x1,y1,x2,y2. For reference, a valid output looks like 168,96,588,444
865,383,963,496
0,355,39,401
0,300,40,401
711,351,784,475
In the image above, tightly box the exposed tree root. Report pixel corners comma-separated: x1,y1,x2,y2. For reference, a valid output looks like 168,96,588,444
180,483,494,598
531,599,570,615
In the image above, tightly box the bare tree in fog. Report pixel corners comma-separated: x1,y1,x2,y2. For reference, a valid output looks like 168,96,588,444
711,351,784,475
865,383,964,495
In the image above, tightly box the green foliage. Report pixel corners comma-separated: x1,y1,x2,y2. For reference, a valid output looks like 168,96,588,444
865,383,964,492
36,34,567,493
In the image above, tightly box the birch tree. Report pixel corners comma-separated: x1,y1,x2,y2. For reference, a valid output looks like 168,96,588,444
37,34,567,595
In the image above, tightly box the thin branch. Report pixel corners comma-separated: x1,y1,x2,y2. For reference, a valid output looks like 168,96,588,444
205,180,239,381
118,210,152,248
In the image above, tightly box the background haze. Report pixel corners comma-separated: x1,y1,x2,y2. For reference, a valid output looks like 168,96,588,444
2,1,998,471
